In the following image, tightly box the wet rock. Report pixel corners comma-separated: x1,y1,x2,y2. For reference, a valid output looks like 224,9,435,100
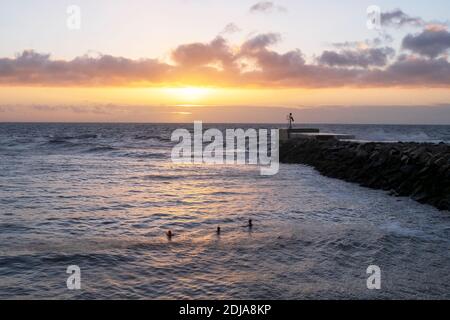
280,139,450,211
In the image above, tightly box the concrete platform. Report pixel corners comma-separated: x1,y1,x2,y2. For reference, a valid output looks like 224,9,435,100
292,132,355,141
288,128,320,133
280,128,355,142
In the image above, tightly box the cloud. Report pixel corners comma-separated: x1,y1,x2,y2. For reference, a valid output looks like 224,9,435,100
425,23,449,32
292,104,450,125
0,105,13,113
0,50,173,86
363,56,450,87
171,36,235,69
402,28,450,58
1,31,450,89
31,104,111,115
220,23,241,35
318,47,395,68
381,9,424,28
240,33,282,51
332,34,394,50
249,1,286,14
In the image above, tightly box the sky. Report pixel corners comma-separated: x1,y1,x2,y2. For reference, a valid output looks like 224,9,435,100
0,0,450,123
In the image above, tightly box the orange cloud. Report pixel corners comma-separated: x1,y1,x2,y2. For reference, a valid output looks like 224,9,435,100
1,32,450,89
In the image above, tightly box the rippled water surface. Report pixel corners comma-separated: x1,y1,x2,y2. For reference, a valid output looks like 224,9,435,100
0,123,449,299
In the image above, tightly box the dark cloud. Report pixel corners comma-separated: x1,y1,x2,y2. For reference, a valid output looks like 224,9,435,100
240,33,282,51
363,56,450,87
381,9,424,28
0,50,172,86
171,36,235,69
220,23,241,35
318,47,395,68
249,1,286,14
402,28,450,58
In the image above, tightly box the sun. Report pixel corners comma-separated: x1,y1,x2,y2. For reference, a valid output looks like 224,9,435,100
163,86,213,103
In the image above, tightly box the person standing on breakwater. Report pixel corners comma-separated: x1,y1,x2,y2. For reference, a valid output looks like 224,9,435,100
288,113,295,129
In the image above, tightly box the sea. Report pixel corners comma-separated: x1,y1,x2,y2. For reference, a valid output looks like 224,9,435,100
0,123,449,299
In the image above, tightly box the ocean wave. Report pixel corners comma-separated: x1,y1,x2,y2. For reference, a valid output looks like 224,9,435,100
41,139,117,154
133,134,170,142
83,146,117,153
47,138,73,145
118,151,167,159
48,133,98,140
143,174,184,180
0,223,32,233
365,129,439,143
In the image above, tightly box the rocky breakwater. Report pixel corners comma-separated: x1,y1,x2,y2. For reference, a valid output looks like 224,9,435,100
280,139,450,211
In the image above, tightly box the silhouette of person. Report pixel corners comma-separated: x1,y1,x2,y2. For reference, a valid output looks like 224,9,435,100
288,113,295,129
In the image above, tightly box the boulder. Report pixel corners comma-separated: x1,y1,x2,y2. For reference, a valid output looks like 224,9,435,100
280,139,450,211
